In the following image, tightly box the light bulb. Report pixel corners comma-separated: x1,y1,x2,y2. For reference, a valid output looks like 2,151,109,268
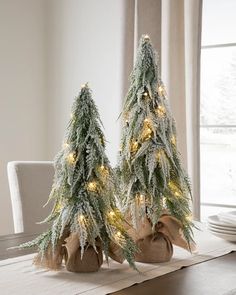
115,231,122,240
144,118,149,123
158,85,167,97
78,214,85,222
63,142,69,149
156,105,166,117
130,140,139,153
67,152,75,164
87,181,97,192
144,35,150,41
81,84,86,88
174,191,180,197
146,127,152,134
108,211,115,218
139,194,145,204
143,92,148,97
171,135,176,146
186,214,193,222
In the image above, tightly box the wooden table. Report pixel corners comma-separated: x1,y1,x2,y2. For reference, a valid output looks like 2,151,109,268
0,233,37,260
111,251,236,295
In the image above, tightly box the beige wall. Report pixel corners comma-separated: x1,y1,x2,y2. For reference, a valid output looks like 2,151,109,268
45,0,128,166
0,0,47,235
0,0,133,235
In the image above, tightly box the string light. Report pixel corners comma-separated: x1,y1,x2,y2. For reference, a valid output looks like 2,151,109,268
62,142,69,149
142,127,153,141
158,85,167,97
143,92,148,97
81,84,86,88
156,105,166,117
174,191,180,197
171,135,176,146
108,211,115,218
78,214,85,222
186,214,193,222
87,181,97,192
115,231,122,241
144,34,150,41
139,194,145,204
55,202,62,212
67,152,75,164
130,140,139,153
99,165,109,177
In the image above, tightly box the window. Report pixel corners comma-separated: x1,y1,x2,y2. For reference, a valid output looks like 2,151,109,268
200,0,236,220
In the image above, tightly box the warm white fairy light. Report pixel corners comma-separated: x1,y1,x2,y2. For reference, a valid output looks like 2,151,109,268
130,140,139,153
67,152,75,164
78,214,85,222
174,191,180,197
171,135,176,146
115,231,122,241
139,194,145,204
63,142,69,149
143,92,148,97
108,210,115,218
100,165,105,171
185,214,193,222
144,34,150,40
87,181,97,192
81,84,86,88
158,85,167,97
156,105,166,117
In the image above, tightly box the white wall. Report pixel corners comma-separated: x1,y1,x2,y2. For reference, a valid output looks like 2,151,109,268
0,0,130,235
45,0,128,166
0,0,47,234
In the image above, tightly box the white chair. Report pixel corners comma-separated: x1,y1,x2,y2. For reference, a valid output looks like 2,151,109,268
7,161,54,234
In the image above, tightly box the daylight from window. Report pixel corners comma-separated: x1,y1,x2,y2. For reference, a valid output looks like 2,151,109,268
200,0,236,219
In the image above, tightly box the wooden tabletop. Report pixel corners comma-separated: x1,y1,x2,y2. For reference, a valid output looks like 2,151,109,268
111,251,236,295
0,233,37,260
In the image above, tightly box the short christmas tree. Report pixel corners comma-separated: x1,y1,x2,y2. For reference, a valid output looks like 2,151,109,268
19,84,136,271
118,35,194,246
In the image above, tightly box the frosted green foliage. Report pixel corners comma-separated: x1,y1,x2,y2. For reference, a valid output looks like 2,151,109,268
19,84,136,268
118,35,194,244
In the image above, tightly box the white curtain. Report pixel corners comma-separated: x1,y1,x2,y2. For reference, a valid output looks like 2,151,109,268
122,0,202,220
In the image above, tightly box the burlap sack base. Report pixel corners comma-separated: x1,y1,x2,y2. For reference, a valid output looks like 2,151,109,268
33,229,70,270
64,233,103,273
135,232,173,263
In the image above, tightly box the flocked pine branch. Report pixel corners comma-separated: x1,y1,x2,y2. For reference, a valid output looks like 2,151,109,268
118,35,195,245
18,84,137,269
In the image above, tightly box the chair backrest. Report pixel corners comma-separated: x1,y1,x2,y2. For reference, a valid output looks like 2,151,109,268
7,161,54,234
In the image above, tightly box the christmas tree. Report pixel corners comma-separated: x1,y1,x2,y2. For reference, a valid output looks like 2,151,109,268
118,35,194,245
18,84,136,271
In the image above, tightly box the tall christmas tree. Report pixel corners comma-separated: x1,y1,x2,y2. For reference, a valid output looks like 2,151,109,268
118,35,194,245
19,84,136,271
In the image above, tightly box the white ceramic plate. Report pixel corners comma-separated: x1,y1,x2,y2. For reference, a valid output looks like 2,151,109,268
208,212,236,228
208,229,236,242
207,224,236,235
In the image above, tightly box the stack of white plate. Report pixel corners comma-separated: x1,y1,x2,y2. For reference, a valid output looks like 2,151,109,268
207,211,236,242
